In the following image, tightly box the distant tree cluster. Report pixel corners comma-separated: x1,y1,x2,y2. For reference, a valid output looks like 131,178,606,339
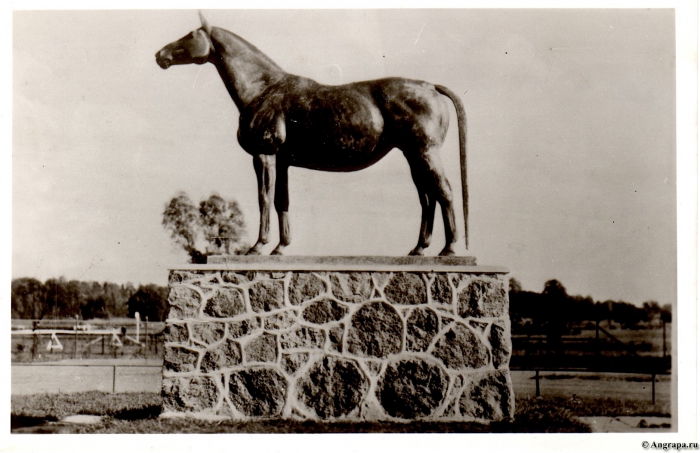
11,278,169,321
163,192,248,264
509,278,672,334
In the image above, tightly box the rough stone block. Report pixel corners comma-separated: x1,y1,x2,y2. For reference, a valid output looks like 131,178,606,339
347,301,402,358
191,322,225,345
297,356,369,419
165,323,189,344
164,345,199,373
263,310,297,330
431,323,489,370
228,317,261,339
331,272,372,303
459,370,514,421
328,324,344,353
288,273,326,305
244,332,278,363
169,270,203,285
302,299,347,324
201,339,242,373
430,273,452,304
406,307,439,352
204,288,245,318
249,281,285,312
384,272,426,305
162,376,218,412
281,352,309,376
168,287,201,320
228,368,287,417
221,271,250,285
489,320,511,369
280,326,325,350
458,277,507,318
377,358,449,419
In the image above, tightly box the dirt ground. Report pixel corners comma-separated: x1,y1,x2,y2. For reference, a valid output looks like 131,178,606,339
11,361,162,394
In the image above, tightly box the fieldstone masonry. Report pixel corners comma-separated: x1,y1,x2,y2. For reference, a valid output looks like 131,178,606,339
162,257,513,423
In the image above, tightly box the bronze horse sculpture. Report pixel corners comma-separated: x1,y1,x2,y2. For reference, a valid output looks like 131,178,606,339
156,14,468,256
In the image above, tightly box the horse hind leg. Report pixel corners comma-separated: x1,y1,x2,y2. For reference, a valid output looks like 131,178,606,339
431,155,458,256
408,148,458,256
406,159,437,256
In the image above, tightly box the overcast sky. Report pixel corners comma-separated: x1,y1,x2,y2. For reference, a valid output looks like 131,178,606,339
12,8,679,305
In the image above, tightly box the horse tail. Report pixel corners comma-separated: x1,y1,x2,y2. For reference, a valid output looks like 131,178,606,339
435,84,468,250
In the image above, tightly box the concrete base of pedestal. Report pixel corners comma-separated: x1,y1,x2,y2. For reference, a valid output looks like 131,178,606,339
162,256,513,423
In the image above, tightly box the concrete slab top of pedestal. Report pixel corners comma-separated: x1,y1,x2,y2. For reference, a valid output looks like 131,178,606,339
169,256,508,273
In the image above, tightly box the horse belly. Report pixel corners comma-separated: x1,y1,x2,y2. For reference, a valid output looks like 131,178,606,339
283,90,388,171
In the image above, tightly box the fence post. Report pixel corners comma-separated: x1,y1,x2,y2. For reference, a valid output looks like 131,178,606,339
535,369,540,397
651,373,656,404
112,365,117,393
74,315,79,359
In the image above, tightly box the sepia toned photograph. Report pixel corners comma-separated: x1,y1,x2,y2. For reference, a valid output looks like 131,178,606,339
5,3,697,451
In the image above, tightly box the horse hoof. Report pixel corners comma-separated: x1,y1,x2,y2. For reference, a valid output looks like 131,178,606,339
408,248,425,256
245,247,262,256
438,248,455,257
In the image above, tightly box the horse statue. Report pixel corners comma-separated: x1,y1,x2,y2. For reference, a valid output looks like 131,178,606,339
156,13,468,257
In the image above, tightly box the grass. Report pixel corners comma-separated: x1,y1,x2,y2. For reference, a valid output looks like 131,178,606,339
10,391,669,434
11,392,161,429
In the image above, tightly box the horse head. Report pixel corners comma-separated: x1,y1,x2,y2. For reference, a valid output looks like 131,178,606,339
155,13,214,69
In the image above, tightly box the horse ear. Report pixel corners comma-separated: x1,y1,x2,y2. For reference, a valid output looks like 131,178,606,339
199,11,212,35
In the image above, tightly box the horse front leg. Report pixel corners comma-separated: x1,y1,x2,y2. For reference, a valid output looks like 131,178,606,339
271,162,290,255
246,154,276,255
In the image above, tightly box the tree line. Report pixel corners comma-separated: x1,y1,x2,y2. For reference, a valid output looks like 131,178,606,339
11,192,247,323
11,277,169,322
509,278,672,335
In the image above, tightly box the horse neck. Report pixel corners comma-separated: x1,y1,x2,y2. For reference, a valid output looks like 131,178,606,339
209,27,287,110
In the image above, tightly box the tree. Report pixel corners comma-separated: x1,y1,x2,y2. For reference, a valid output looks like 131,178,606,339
508,278,522,293
199,193,247,256
660,304,672,324
11,278,46,319
81,297,107,319
127,285,169,322
163,192,248,264
541,279,570,349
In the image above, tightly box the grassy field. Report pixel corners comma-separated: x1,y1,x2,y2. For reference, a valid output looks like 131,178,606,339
11,390,672,434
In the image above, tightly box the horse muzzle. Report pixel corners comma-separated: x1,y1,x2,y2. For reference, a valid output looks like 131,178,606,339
155,51,172,69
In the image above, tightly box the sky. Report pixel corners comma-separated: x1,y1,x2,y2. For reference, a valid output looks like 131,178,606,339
11,8,681,306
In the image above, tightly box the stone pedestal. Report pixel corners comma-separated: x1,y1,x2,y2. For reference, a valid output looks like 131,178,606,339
162,256,513,422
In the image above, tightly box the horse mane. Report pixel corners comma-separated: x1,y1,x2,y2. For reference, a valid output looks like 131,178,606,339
210,26,286,74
